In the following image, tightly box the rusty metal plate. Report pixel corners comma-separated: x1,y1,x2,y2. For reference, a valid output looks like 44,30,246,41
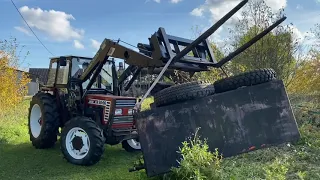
135,80,300,177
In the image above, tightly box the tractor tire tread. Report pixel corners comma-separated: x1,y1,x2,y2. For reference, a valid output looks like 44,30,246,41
60,116,105,166
28,92,60,149
213,68,277,93
154,81,215,107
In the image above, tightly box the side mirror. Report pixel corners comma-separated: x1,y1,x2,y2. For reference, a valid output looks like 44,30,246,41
59,57,67,66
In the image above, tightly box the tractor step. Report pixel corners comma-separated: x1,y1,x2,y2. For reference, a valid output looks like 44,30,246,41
135,80,301,177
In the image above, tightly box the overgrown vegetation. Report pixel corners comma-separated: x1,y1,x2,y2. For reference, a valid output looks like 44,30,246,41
0,38,30,117
168,129,223,180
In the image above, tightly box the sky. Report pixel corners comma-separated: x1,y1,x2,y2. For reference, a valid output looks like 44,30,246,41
0,0,319,69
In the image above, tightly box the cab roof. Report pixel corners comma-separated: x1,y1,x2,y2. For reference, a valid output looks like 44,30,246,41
49,55,93,60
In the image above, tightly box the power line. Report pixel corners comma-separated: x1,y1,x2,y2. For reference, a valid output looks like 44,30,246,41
11,0,54,56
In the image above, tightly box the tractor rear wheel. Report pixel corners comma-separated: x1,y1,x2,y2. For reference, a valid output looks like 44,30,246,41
28,92,60,149
213,68,277,93
153,81,215,107
60,116,105,166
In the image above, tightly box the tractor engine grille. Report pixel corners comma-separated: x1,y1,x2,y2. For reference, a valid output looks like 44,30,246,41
112,99,137,129
115,99,137,107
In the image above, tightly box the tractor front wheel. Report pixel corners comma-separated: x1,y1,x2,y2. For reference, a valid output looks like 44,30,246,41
60,117,105,166
28,92,60,149
122,138,141,152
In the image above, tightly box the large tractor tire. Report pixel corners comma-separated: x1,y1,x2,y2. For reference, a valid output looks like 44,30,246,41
213,68,277,93
153,81,215,107
60,116,105,166
28,92,60,149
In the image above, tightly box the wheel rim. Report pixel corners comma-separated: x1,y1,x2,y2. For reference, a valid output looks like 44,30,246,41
127,139,141,150
30,104,42,138
65,127,90,160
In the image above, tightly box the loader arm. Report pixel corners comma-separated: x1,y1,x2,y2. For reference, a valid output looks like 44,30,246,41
79,39,155,83
78,38,158,97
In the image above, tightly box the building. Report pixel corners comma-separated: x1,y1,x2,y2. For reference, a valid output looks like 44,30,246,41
28,68,49,85
26,68,49,96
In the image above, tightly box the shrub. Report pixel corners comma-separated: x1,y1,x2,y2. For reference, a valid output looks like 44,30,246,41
263,157,289,180
0,38,30,117
289,94,320,127
166,128,223,180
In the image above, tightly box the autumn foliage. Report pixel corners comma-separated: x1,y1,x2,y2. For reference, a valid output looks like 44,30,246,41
0,38,30,117
287,51,320,95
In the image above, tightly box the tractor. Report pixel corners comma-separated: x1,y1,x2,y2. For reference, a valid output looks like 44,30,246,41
27,0,300,177
28,55,142,165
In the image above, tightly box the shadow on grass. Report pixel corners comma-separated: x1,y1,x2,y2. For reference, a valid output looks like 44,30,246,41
0,141,144,180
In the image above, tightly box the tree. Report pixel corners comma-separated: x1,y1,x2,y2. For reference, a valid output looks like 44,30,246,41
284,17,320,96
0,37,30,116
311,23,320,47
287,50,320,96
226,0,302,86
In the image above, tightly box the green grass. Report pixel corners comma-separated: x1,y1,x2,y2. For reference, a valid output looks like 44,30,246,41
0,100,145,180
0,97,319,180
218,124,320,180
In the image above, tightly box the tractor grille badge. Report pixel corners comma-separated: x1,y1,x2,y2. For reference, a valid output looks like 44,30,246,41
88,99,111,123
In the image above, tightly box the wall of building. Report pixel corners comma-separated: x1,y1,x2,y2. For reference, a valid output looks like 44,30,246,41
27,82,39,96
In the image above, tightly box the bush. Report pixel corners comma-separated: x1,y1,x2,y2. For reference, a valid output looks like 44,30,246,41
0,38,30,117
166,128,223,180
289,94,320,127
263,157,289,180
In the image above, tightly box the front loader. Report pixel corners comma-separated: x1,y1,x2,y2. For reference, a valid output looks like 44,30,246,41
27,0,300,177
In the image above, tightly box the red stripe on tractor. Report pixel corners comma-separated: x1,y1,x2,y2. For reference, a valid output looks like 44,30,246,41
111,123,133,128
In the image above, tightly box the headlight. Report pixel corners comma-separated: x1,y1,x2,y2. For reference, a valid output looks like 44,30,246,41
128,109,133,115
115,109,122,116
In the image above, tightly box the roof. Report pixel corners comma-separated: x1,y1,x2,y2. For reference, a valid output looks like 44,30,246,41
4,67,29,73
28,68,49,84
49,55,93,60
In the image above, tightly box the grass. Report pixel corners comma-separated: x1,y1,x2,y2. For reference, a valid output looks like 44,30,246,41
0,100,144,180
218,124,320,180
0,97,319,180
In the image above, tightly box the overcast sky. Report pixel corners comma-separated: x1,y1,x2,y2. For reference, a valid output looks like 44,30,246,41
0,0,319,68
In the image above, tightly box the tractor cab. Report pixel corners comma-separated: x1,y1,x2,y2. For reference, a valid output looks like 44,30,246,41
44,55,114,94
